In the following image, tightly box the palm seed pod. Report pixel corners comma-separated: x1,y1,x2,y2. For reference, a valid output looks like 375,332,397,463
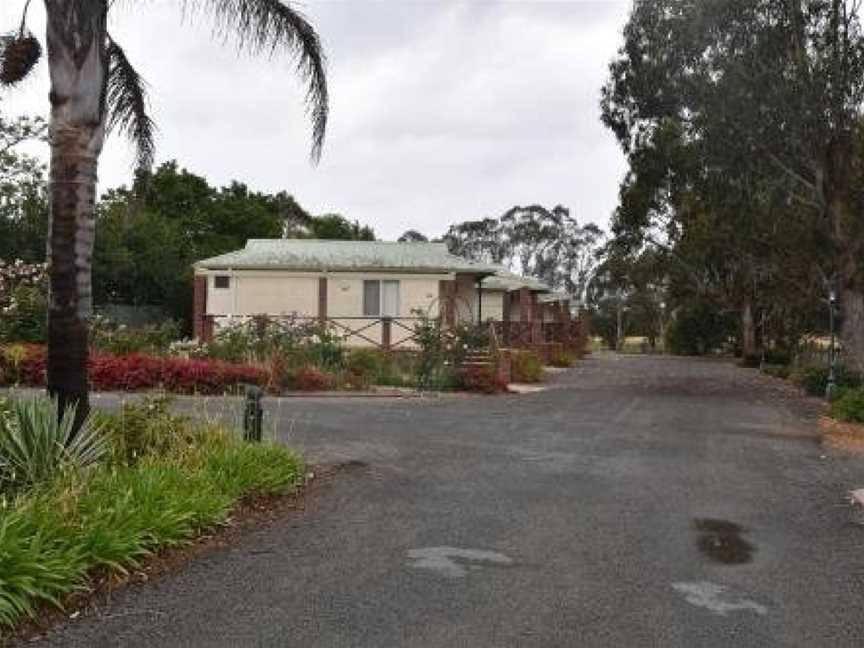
0,32,41,86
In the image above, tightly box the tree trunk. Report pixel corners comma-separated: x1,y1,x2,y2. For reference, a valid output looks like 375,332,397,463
44,2,108,429
741,301,756,358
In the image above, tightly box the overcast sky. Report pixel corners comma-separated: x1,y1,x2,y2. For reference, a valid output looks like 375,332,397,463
1,0,630,241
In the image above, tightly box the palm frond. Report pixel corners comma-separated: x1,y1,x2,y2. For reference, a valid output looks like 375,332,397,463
190,0,329,162
106,37,156,170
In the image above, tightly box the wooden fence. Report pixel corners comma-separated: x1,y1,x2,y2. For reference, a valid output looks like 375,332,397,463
209,314,587,352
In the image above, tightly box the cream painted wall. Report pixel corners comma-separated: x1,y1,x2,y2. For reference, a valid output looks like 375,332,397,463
237,276,318,315
204,271,318,316
207,274,234,315
203,270,446,325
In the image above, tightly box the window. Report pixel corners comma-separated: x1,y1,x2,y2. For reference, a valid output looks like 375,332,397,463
363,280,400,317
214,275,230,289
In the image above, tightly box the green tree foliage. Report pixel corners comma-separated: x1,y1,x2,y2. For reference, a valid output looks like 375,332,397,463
91,162,374,331
601,0,864,362
0,106,48,263
93,162,287,330
444,205,604,300
306,213,375,240
397,230,429,242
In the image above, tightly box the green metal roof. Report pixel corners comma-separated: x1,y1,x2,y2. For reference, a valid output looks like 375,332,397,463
194,239,497,274
481,269,551,293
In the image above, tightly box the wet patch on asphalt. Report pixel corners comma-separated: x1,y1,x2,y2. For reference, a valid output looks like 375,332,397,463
693,518,756,565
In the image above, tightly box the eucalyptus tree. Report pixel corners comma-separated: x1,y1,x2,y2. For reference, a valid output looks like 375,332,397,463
500,204,604,301
603,0,864,367
0,0,328,423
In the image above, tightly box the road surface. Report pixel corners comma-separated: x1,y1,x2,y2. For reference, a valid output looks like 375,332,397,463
31,354,864,647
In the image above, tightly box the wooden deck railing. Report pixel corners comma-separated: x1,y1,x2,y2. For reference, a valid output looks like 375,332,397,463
207,314,586,352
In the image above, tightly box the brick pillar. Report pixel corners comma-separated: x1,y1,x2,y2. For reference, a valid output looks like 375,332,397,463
518,287,532,322
502,290,512,346
202,316,215,342
439,280,456,326
318,277,328,322
193,275,208,341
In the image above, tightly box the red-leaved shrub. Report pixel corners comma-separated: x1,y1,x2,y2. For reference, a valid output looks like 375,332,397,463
458,365,508,394
293,366,331,391
0,346,264,394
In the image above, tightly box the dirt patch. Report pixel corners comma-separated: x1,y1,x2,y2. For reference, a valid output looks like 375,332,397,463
820,417,864,454
6,463,350,646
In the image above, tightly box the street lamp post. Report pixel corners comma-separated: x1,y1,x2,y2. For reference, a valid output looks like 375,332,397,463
826,288,838,401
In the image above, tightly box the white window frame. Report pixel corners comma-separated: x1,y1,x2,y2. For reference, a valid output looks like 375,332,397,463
213,274,231,290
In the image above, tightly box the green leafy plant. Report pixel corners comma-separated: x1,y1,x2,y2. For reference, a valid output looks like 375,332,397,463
0,344,30,385
340,349,384,390
830,388,864,423
0,397,107,494
547,348,575,368
511,350,544,383
789,365,862,397
0,406,303,628
96,396,207,467
90,317,180,357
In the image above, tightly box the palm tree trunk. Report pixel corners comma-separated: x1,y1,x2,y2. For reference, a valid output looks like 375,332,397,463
44,1,108,428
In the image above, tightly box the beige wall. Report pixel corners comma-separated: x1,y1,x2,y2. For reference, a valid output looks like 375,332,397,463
204,271,318,317
200,270,448,348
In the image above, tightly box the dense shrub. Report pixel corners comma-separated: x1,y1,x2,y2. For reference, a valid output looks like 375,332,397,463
547,348,575,368
511,350,544,383
789,365,862,397
292,366,331,391
0,346,264,394
0,284,47,344
346,349,382,380
90,317,180,357
0,260,47,345
0,344,33,385
457,366,508,394
203,316,343,366
96,396,206,467
830,388,864,423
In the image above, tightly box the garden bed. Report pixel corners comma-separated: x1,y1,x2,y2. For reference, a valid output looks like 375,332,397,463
0,396,303,634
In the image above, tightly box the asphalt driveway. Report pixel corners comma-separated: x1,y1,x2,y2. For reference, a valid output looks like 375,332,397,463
30,354,864,647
